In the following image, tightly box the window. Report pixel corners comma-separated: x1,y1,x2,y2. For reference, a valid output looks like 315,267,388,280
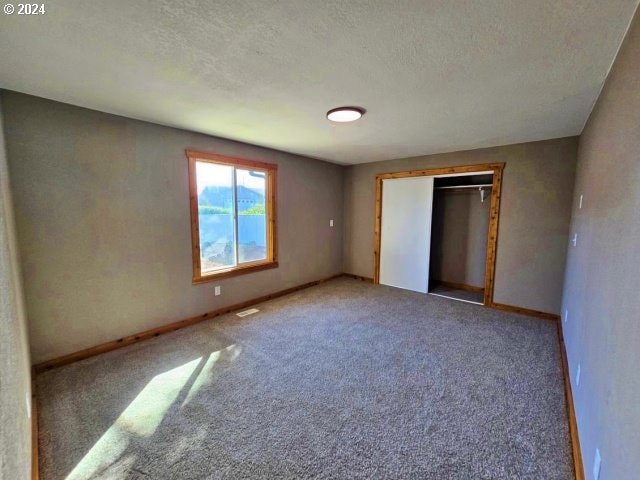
186,150,277,283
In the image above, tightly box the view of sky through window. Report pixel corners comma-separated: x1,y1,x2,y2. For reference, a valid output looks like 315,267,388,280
196,162,267,272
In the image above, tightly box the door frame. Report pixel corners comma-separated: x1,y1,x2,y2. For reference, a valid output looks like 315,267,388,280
373,162,505,306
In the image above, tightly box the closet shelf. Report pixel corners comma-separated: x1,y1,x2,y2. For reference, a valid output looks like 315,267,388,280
434,184,493,190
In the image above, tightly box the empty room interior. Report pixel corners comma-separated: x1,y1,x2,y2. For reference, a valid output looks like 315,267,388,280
1,2,640,479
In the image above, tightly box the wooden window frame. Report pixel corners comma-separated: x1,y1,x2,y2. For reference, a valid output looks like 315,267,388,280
186,149,278,284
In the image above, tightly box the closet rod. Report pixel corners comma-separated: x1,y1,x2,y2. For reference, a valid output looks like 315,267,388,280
434,184,493,190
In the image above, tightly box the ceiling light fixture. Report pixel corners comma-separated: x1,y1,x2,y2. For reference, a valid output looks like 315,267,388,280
327,106,365,122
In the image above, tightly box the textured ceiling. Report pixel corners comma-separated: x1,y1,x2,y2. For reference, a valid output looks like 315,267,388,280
1,1,638,164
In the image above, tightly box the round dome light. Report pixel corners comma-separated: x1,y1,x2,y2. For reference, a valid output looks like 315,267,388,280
327,107,365,122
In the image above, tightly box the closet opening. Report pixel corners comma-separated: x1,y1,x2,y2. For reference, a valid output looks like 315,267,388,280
373,163,504,307
428,173,493,305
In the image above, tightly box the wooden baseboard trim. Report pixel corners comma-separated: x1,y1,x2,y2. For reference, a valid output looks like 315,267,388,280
31,368,39,480
490,302,559,321
341,273,374,282
432,280,485,293
33,273,344,373
557,321,585,480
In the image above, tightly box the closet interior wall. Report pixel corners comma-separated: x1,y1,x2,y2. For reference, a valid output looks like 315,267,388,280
429,174,492,292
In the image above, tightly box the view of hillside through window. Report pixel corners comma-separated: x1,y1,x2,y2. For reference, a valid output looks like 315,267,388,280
196,162,267,272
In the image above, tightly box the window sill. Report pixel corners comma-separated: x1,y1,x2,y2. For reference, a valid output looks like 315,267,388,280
192,260,278,284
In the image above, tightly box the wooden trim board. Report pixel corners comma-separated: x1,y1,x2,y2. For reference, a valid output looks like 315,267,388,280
432,280,484,293
33,273,344,373
375,163,505,180
491,302,559,321
483,165,503,306
190,261,279,283
341,273,374,282
557,320,585,480
373,175,383,284
185,149,279,172
372,162,505,307
31,403,38,480
31,369,39,480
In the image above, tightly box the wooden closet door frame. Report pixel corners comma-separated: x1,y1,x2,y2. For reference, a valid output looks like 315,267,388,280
373,162,505,306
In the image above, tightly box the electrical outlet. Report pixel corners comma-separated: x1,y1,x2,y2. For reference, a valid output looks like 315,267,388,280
579,194,584,209
575,364,581,386
214,286,221,296
593,448,602,480
572,233,578,247
564,309,569,324
330,219,334,227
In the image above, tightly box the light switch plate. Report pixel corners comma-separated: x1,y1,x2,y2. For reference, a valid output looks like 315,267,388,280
214,286,221,296
579,194,584,209
564,309,569,324
330,219,334,227
575,364,581,386
593,448,602,480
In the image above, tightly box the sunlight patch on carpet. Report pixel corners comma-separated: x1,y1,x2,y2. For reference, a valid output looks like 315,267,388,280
66,346,239,480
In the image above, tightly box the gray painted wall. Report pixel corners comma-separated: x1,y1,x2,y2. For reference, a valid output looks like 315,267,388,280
2,92,344,363
343,137,578,314
0,94,32,479
561,9,640,480
430,190,490,288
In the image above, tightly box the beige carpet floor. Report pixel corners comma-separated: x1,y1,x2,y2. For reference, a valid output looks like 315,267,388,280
36,278,573,479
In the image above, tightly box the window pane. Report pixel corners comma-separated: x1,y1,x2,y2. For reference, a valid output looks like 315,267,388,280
196,162,236,272
236,168,267,263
